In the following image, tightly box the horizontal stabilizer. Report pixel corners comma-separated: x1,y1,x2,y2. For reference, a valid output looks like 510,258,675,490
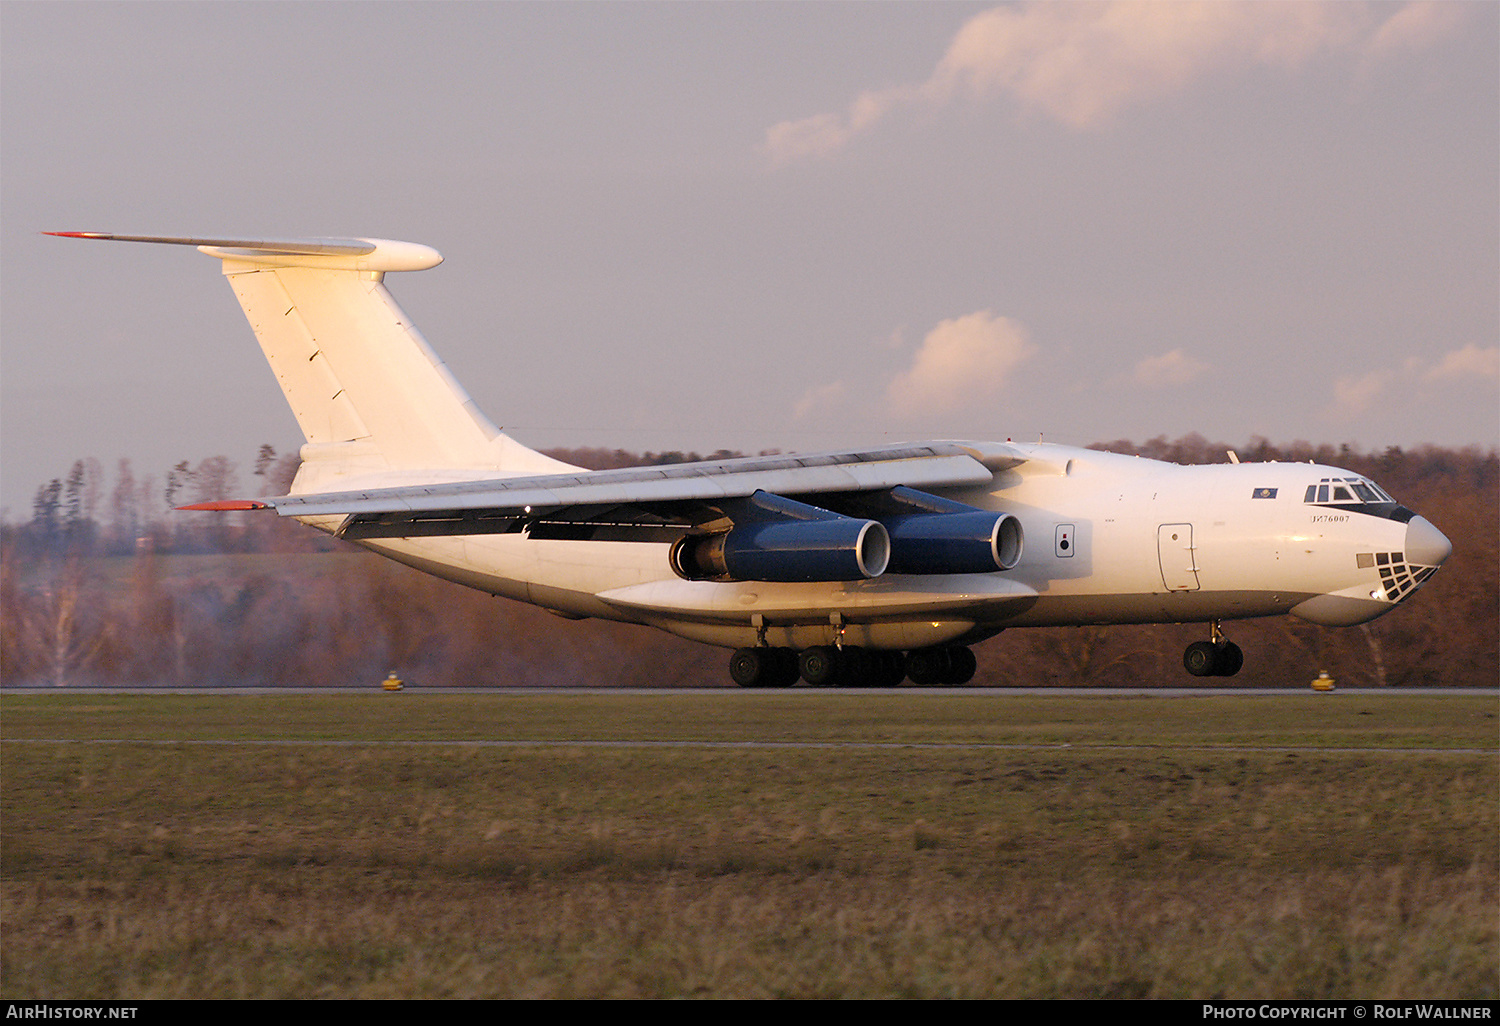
176,500,271,512
46,232,373,255
43,232,442,271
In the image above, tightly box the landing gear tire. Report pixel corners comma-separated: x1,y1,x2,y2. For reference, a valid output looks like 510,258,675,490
779,647,802,685
1184,641,1218,677
906,646,975,686
730,647,799,687
945,646,977,685
835,646,870,687
1184,640,1244,678
872,650,905,687
906,647,949,687
799,646,841,687
1214,641,1243,677
730,647,770,687
840,648,903,687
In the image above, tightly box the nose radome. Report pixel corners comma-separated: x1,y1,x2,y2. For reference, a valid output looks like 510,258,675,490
1404,515,1452,568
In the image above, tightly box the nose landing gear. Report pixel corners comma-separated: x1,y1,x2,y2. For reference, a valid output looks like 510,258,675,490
1184,621,1243,677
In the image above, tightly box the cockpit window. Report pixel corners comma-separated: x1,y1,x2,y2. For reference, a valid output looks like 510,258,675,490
1304,476,1394,505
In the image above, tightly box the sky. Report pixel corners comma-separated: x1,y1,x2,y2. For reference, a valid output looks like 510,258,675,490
3,1,1496,516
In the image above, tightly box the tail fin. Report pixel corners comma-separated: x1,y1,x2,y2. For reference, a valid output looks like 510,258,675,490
46,233,574,483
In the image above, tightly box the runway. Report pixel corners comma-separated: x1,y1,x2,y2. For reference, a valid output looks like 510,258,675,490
2,685,1493,697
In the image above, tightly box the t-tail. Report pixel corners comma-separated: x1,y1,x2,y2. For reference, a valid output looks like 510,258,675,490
43,232,576,492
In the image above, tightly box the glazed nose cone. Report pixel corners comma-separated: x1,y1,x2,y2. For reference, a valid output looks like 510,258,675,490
1404,515,1452,568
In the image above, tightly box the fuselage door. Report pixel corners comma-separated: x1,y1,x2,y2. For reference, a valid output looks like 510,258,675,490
1157,524,1200,592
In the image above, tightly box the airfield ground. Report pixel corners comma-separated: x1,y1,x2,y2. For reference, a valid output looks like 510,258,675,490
1,690,1495,999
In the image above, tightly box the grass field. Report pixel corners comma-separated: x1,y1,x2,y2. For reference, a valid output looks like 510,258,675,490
2,690,1495,999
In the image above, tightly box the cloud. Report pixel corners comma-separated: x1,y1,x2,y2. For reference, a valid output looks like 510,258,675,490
1133,348,1210,387
1333,368,1395,417
792,380,848,421
1331,345,1496,419
1421,343,1499,384
764,1,1469,164
887,311,1035,417
764,89,911,164
1365,0,1472,60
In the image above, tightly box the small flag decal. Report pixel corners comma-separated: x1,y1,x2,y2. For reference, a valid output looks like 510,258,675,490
1252,487,1278,499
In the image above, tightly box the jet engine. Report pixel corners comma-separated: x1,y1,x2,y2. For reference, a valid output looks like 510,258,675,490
671,489,890,582
667,487,1022,583
671,517,890,582
869,486,1023,574
884,509,1023,574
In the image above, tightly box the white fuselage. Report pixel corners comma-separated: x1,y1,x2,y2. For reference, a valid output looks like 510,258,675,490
308,442,1437,652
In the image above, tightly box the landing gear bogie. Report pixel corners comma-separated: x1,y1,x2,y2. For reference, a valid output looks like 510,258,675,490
731,644,975,687
1182,619,1245,679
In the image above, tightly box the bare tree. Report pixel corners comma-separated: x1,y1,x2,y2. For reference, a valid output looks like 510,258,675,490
110,458,140,551
20,558,106,686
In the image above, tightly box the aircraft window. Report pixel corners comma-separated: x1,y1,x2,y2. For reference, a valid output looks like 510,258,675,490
1306,477,1396,505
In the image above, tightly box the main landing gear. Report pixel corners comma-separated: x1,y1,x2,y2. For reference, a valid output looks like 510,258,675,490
1183,621,1243,678
728,645,978,688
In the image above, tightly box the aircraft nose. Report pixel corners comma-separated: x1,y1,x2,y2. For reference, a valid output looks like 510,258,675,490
1404,515,1452,568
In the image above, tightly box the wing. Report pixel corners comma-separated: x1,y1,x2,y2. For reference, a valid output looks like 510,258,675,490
253,441,1015,531
193,441,1030,582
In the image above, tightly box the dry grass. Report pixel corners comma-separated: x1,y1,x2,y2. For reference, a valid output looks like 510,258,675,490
2,692,1495,998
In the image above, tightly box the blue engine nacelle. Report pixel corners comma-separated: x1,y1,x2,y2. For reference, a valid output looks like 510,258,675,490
671,517,890,582
667,488,1019,582
884,510,1023,574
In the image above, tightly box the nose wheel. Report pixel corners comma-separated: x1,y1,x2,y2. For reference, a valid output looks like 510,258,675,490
1184,622,1243,677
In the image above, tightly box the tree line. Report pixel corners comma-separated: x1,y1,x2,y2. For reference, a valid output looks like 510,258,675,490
2,438,1494,688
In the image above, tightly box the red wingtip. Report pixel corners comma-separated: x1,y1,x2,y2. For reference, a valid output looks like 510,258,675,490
43,231,108,239
176,500,270,512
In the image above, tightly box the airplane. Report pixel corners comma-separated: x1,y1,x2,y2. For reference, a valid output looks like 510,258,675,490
46,232,1453,687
